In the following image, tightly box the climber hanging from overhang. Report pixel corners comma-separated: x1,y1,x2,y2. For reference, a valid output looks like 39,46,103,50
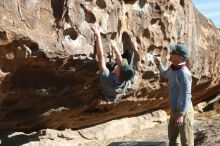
91,24,135,104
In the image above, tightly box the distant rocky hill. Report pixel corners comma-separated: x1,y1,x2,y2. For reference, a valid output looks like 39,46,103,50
0,0,220,131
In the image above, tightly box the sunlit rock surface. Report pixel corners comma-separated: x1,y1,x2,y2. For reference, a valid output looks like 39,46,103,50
0,0,220,130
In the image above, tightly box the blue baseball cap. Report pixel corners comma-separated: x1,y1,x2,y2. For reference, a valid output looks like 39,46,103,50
170,44,189,59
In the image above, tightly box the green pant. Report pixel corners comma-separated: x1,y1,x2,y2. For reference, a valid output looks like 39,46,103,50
168,107,194,146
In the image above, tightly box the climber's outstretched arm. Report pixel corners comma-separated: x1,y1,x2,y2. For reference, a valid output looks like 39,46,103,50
91,25,106,72
111,41,123,67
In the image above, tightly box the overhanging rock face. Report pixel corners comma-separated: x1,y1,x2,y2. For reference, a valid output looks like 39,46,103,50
0,0,220,130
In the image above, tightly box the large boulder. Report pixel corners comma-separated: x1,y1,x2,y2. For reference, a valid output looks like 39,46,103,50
0,0,220,130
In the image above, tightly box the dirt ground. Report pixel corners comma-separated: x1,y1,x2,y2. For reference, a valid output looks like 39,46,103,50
88,110,220,146
193,111,220,146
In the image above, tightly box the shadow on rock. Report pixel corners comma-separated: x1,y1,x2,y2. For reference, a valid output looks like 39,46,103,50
0,131,39,146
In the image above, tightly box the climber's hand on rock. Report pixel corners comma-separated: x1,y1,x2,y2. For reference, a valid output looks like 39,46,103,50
111,41,117,49
91,25,101,37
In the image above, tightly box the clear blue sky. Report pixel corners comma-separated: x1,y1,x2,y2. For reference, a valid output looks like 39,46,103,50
192,0,220,28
